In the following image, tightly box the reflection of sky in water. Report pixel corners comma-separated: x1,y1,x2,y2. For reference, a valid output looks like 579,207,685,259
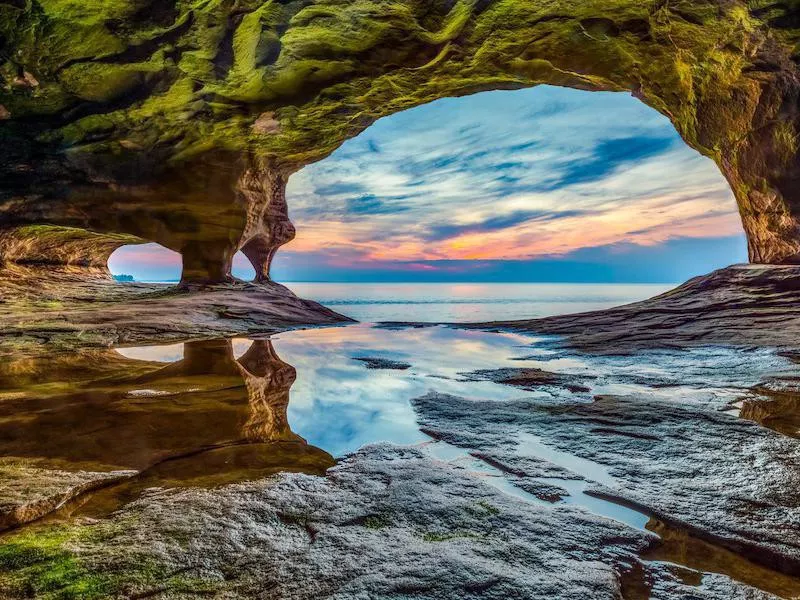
268,324,544,455
117,342,184,362
115,324,793,458
115,324,549,457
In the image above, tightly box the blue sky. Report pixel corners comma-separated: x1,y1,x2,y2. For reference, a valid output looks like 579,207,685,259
109,86,747,282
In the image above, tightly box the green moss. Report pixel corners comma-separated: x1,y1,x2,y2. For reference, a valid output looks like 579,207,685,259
232,2,282,75
422,530,483,542
58,62,158,103
0,522,220,599
37,0,146,24
774,121,799,165
363,513,393,529
474,501,500,516
9,0,780,167
418,0,474,44
11,225,136,245
0,527,115,599
59,115,117,146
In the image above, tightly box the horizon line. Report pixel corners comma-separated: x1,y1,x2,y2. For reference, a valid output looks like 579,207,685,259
123,278,680,285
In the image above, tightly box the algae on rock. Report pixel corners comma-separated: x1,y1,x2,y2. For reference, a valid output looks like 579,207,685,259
3,0,800,281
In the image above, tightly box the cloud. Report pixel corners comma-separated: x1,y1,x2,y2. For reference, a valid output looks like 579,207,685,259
283,85,741,273
272,235,748,283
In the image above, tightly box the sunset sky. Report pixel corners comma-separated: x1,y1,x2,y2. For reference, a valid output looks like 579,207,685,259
109,86,747,283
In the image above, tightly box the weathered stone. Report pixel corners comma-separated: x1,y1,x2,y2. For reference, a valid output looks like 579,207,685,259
0,444,793,598
252,111,281,135
353,357,412,370
462,367,594,393
412,390,800,575
0,264,351,353
3,1,800,279
0,459,135,531
468,264,800,352
0,225,138,268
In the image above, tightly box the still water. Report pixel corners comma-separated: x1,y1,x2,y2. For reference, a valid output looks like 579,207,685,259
283,282,674,322
114,325,549,459
2,323,799,597
4,323,793,500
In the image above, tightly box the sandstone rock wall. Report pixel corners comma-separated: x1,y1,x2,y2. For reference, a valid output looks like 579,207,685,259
3,0,800,280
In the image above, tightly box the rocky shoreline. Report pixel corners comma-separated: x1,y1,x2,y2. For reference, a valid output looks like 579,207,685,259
0,265,352,355
1,265,799,598
3,263,800,356
465,264,800,352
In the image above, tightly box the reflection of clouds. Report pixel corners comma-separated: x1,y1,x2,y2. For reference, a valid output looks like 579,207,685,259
286,86,738,264
270,324,547,455
231,338,255,359
109,324,785,472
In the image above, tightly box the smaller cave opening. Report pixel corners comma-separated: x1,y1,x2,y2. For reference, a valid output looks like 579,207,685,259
108,243,256,283
108,243,181,283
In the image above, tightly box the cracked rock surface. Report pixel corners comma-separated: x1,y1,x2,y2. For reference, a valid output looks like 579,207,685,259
2,445,783,600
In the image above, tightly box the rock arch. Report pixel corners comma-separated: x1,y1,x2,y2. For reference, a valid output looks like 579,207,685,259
2,0,800,282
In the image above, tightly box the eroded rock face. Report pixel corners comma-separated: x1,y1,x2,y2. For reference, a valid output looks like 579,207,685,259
0,225,139,271
472,264,800,353
3,1,800,280
412,388,800,576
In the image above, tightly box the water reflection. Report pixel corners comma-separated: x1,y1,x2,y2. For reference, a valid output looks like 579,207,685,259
0,338,334,484
267,324,547,456
738,385,800,438
2,324,799,597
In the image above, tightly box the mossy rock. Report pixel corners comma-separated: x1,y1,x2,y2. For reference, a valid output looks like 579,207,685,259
2,0,800,276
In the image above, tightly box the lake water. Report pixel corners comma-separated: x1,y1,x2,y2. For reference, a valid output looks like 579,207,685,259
282,282,674,322
4,318,798,596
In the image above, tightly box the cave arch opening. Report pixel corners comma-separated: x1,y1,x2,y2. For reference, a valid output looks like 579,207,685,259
104,86,748,288
272,85,747,287
108,243,257,283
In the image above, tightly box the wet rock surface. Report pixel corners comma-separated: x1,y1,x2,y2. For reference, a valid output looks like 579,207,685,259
470,265,800,352
0,460,134,531
462,367,594,393
353,357,412,370
411,386,800,575
0,265,351,354
1,445,784,600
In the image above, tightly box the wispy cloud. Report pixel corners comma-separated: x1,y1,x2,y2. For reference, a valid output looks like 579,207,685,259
283,85,742,271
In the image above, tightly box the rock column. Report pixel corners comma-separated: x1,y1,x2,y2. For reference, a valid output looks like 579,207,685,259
237,163,296,283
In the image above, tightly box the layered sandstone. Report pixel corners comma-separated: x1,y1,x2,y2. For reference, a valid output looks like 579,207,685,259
3,1,800,281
